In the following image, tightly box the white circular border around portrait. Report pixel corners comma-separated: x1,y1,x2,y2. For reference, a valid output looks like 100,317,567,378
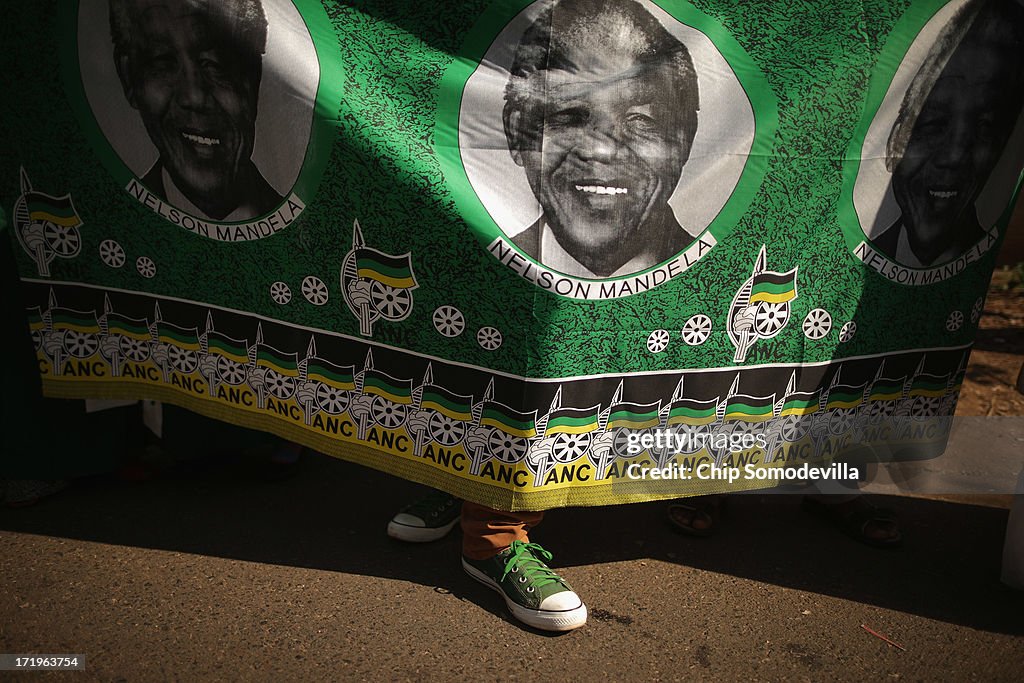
77,0,319,199
853,0,1024,249
458,0,755,243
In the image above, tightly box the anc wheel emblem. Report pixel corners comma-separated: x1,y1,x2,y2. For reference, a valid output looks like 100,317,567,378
167,345,199,373
753,302,788,338
263,369,297,400
610,428,642,457
487,429,530,463
99,239,126,268
370,396,407,429
136,256,157,278
315,384,350,414
647,329,671,353
802,308,831,340
971,297,984,324
44,222,81,257
681,315,712,346
64,330,98,358
433,306,465,338
550,432,592,463
370,282,412,320
216,356,248,385
270,281,292,305
477,326,502,351
779,415,809,442
428,412,466,446
118,335,150,362
301,276,329,305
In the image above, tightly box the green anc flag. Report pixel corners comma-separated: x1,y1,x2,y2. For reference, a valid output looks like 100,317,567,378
51,307,99,334
667,398,719,426
156,322,201,351
778,391,820,417
480,401,537,439
544,405,601,435
867,379,905,402
255,344,299,377
206,331,250,365
420,384,473,421
748,269,797,305
306,357,356,390
362,369,413,404
724,394,775,422
908,375,949,398
825,384,866,410
355,248,416,289
26,191,81,227
106,313,151,341
606,401,661,430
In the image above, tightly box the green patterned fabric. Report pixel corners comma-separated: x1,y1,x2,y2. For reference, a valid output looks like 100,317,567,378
2,0,1021,509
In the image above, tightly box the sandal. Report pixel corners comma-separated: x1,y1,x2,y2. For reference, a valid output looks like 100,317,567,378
801,496,903,549
667,496,723,537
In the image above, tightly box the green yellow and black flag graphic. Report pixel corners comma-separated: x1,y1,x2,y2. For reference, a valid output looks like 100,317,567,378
106,313,151,341
748,269,798,305
355,248,417,289
306,357,356,390
606,401,661,430
867,378,905,402
666,397,720,426
724,393,775,422
51,307,99,333
207,331,250,364
778,391,820,417
362,369,414,404
420,384,473,421
156,322,201,352
825,384,866,410
544,405,602,435
480,401,537,438
908,374,948,398
25,191,82,227
255,344,300,377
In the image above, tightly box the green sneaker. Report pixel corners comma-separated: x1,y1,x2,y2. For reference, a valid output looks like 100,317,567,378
462,540,587,631
387,490,461,542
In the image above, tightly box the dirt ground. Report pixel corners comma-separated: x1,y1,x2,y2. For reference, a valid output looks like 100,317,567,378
958,265,1024,416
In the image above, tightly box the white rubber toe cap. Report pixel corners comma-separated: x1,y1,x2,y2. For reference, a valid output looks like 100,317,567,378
391,513,425,528
387,517,458,543
539,590,583,611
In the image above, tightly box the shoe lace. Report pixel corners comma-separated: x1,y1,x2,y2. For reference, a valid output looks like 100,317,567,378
501,541,563,589
404,490,457,519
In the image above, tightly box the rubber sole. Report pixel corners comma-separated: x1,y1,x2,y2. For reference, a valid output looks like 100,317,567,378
462,558,587,631
386,517,458,543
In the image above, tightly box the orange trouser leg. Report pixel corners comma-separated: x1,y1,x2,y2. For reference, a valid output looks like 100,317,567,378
461,501,545,560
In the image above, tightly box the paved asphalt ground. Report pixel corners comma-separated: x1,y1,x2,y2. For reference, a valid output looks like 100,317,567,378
1,448,1022,682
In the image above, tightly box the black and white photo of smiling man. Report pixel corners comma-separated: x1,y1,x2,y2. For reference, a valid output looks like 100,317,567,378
870,0,1024,268
110,0,284,221
501,0,700,278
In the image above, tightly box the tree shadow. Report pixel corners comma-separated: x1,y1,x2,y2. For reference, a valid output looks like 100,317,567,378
965,362,1018,386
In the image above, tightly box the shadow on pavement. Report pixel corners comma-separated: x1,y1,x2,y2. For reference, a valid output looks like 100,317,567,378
1,450,1020,635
